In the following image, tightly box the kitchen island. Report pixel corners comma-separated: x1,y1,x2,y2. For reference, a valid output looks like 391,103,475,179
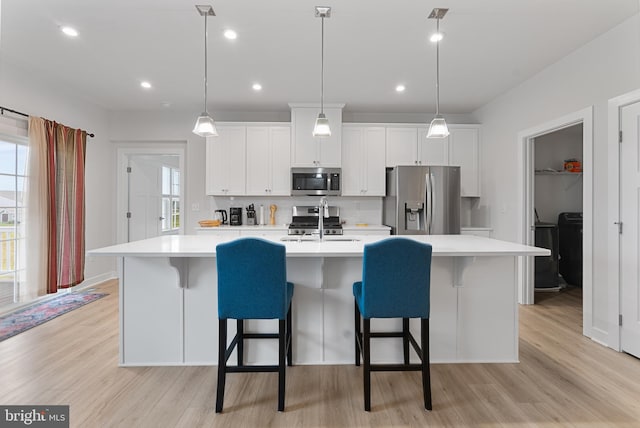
89,234,548,366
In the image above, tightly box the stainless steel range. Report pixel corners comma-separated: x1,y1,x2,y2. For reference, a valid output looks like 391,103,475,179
288,205,343,236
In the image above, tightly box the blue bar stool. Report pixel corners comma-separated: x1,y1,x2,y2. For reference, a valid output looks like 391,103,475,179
353,238,433,411
215,238,294,412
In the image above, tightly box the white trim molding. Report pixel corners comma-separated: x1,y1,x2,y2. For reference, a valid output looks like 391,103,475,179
114,143,187,244
517,107,594,339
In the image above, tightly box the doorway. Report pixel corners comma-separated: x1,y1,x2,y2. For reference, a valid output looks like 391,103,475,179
116,145,186,243
533,124,584,297
517,107,593,338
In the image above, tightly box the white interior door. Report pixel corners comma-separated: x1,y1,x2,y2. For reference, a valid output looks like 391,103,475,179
127,155,162,242
620,101,640,358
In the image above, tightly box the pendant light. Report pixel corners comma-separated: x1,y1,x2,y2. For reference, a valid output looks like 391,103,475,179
312,6,331,137
427,8,449,138
193,5,218,137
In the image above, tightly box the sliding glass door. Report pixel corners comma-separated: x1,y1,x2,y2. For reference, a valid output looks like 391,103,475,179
0,135,27,309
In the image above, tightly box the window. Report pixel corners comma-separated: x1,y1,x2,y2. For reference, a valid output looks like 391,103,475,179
161,165,180,232
0,135,28,308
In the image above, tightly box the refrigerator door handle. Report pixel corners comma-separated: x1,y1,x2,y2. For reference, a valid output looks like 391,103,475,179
425,172,433,234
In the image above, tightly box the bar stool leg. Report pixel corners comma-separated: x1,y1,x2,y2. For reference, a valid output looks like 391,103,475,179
422,318,432,411
237,319,244,366
403,318,410,365
286,305,293,366
278,319,286,411
216,319,228,413
363,318,371,411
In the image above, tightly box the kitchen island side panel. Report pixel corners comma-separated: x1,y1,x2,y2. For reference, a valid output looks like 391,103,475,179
119,254,519,366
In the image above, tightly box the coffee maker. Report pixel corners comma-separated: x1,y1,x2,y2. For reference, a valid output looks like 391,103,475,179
230,207,242,226
246,204,257,226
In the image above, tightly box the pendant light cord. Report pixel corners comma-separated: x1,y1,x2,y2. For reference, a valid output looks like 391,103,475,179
320,15,325,115
203,13,209,114
435,17,440,116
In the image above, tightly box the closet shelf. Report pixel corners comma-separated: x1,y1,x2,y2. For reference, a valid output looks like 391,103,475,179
535,170,582,176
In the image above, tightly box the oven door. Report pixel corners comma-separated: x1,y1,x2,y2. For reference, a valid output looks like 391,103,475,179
291,168,341,196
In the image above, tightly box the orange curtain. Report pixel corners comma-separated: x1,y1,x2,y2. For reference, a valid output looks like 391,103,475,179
27,117,87,295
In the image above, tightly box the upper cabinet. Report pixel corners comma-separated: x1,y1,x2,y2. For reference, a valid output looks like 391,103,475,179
205,125,246,196
290,104,344,167
246,125,291,196
385,125,449,167
342,125,386,196
385,123,480,197
448,125,480,197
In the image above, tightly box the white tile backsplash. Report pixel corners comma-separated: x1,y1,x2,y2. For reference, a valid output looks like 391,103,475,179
207,196,383,227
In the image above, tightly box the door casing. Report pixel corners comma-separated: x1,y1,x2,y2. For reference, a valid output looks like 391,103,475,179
517,107,593,338
115,144,186,244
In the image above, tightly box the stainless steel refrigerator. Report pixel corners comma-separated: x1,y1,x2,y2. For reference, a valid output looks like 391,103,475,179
383,166,461,235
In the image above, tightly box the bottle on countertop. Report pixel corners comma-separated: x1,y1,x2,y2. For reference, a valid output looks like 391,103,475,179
259,204,265,226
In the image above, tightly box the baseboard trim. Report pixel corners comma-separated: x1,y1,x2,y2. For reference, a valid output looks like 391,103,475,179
0,271,118,317
74,271,118,291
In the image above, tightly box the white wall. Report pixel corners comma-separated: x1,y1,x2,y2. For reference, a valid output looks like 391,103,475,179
0,61,115,283
108,110,385,230
472,14,640,343
534,125,583,223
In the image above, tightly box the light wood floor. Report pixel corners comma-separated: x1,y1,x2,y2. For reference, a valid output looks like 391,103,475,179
1,280,639,427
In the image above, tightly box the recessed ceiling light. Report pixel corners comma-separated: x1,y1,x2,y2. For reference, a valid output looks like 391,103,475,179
430,32,443,43
396,85,406,92
252,83,262,91
224,29,237,40
61,26,79,37
140,81,152,89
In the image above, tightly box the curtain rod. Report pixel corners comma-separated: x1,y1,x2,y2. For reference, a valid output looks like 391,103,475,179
0,106,95,138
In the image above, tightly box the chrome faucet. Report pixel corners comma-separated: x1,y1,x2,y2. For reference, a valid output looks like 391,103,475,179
318,196,329,241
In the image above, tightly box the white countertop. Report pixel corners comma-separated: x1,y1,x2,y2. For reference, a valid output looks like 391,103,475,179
89,234,549,258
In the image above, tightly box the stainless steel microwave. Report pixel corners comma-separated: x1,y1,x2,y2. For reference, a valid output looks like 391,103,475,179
291,167,341,196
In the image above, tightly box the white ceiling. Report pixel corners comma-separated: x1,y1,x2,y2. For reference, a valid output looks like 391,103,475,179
1,0,638,114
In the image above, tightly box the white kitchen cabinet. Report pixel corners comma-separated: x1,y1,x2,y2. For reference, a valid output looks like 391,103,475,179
246,125,291,196
418,127,449,165
290,105,343,167
205,125,246,195
386,124,480,197
449,126,480,197
342,125,386,196
386,126,449,167
385,126,418,167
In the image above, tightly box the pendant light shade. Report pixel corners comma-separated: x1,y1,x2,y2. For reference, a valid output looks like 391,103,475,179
193,5,218,137
427,115,449,138
193,113,217,136
312,6,331,137
427,8,449,139
313,112,331,137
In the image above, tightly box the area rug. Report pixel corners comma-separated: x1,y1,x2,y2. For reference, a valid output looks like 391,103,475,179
0,291,107,342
